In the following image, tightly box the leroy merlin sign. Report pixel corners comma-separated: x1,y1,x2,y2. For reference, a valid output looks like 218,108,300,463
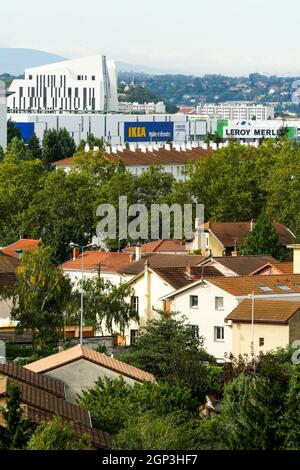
217,120,297,140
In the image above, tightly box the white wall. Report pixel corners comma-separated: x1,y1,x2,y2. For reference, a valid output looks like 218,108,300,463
170,283,237,360
0,81,7,149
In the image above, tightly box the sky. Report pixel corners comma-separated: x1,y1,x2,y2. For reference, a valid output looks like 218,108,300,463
1,0,300,76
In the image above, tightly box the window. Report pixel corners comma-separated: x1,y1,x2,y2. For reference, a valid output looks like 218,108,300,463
190,295,199,308
29,75,33,80
131,296,139,314
259,285,273,292
215,297,224,311
191,325,199,338
277,284,291,291
259,337,265,347
130,329,138,345
214,326,224,341
92,75,96,80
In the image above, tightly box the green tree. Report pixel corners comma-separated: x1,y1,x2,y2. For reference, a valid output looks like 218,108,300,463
27,133,42,159
117,312,215,399
7,119,22,144
78,377,198,435
282,366,300,449
240,213,284,258
27,416,91,450
21,169,96,262
0,146,4,162
0,383,33,450
135,165,175,209
42,128,76,166
4,246,73,348
6,137,33,161
73,276,138,335
113,412,193,450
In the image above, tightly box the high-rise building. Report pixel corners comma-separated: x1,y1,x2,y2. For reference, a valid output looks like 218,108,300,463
196,103,274,121
8,55,119,113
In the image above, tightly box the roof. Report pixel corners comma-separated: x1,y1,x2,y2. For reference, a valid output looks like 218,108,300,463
26,345,155,383
207,256,278,276
0,251,20,272
206,274,300,297
0,363,111,449
1,239,40,259
0,362,65,397
120,253,207,275
123,239,187,254
226,299,300,324
250,261,293,276
152,265,224,289
205,221,295,247
162,274,300,300
61,251,132,273
53,147,211,167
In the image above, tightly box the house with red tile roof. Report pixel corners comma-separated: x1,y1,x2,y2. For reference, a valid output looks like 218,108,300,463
26,345,155,403
61,250,133,285
0,362,111,449
186,220,295,256
161,273,300,361
1,238,41,259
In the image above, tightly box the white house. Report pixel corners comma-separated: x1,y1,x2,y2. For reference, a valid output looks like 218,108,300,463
161,274,300,361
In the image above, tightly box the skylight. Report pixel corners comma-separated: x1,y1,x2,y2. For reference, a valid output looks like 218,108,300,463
258,286,273,292
277,284,291,291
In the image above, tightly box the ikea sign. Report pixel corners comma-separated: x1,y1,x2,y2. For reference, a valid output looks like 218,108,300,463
124,122,174,142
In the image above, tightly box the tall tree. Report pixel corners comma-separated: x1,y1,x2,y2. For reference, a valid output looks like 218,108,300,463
240,212,284,258
73,276,138,335
42,128,76,166
118,311,215,399
7,119,22,144
27,133,42,159
0,383,33,450
4,246,73,348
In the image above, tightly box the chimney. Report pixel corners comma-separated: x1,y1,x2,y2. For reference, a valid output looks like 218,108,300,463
185,265,192,277
0,340,6,364
72,247,80,260
231,250,238,257
135,245,142,261
250,220,255,232
129,144,136,152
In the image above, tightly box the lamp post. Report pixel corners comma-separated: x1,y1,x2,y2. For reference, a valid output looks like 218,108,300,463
69,242,96,345
248,291,255,368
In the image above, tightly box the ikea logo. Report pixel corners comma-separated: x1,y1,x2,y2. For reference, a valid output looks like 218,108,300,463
127,126,147,138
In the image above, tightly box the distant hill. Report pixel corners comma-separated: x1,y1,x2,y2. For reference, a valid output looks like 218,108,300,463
0,48,65,74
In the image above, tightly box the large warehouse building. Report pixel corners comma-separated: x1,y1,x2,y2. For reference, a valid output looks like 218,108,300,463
7,55,119,113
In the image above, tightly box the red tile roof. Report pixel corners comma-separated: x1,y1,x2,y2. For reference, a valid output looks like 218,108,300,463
250,261,293,276
2,239,41,259
0,251,20,272
26,345,155,383
206,256,278,276
226,299,300,323
53,147,211,167
152,265,224,289
205,221,295,247
120,253,207,275
61,251,132,273
123,239,187,254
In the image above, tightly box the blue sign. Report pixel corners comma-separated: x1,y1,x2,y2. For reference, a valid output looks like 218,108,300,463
124,122,174,142
15,122,35,144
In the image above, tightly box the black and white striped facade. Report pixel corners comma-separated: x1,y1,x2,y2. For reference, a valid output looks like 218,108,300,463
8,55,119,113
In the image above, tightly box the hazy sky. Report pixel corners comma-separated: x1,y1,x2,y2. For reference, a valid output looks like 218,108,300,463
1,0,300,75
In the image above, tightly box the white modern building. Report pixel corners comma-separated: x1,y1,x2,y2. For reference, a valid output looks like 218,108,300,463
0,81,6,149
119,101,166,114
196,103,274,121
7,55,119,113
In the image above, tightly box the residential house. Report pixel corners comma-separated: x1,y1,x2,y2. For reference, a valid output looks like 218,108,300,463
161,274,300,361
1,238,41,259
52,146,210,181
186,221,295,256
0,362,111,449
26,345,155,402
0,252,19,331
226,299,300,357
200,255,278,276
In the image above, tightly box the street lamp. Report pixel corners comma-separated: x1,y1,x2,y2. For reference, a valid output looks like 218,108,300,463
248,291,255,368
69,242,96,345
